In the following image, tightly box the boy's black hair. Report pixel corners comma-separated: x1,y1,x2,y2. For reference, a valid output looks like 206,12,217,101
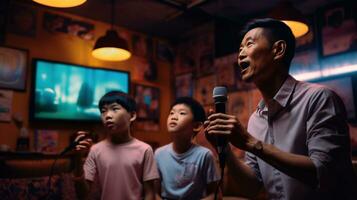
240,18,296,67
171,97,206,123
98,91,136,112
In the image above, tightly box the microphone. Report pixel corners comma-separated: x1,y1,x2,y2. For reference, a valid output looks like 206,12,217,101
60,134,90,156
212,86,228,169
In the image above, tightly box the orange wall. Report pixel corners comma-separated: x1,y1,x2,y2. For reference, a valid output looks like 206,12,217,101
0,4,173,152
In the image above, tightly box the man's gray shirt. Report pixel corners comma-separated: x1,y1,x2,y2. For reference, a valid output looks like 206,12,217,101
245,75,356,200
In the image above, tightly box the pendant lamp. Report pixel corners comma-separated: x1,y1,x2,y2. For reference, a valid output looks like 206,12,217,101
269,1,309,38
92,0,131,61
32,0,86,8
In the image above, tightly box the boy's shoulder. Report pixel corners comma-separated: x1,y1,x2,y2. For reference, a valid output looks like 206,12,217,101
154,143,171,155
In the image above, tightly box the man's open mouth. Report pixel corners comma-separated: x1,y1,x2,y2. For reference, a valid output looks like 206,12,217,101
239,61,250,71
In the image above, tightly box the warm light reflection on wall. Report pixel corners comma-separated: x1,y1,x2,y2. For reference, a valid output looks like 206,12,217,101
292,64,357,81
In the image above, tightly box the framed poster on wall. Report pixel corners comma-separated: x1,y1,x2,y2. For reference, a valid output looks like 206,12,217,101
0,46,28,91
318,1,357,57
133,84,160,131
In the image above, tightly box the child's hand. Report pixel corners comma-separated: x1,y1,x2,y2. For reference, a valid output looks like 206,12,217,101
75,131,93,151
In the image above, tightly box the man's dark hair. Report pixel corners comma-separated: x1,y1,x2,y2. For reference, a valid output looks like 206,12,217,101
171,97,206,123
241,18,296,67
98,91,136,112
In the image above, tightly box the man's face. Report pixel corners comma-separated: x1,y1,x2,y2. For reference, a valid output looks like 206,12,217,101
238,27,275,83
100,103,133,135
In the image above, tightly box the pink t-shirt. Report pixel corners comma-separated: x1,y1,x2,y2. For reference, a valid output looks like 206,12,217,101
84,138,159,200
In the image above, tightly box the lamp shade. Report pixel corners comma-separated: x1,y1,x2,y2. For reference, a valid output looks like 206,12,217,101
92,30,131,61
32,0,86,8
269,1,309,38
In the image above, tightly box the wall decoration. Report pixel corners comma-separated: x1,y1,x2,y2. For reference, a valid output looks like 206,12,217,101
131,34,148,57
228,91,251,127
174,40,198,75
215,54,237,91
8,3,37,37
175,73,194,98
133,84,160,131
0,90,13,122
43,12,95,40
196,33,215,77
195,75,216,106
319,1,357,57
0,46,28,90
34,130,59,154
156,40,174,63
132,58,157,81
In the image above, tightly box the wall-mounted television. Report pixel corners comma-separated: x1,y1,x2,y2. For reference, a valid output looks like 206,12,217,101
30,59,130,122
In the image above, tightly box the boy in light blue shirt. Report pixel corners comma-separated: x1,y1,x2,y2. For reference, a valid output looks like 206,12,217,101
155,97,220,200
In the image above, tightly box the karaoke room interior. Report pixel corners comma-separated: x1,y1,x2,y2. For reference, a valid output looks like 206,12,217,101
0,0,357,199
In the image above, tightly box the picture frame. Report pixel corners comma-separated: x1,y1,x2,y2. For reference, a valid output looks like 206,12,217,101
0,46,28,91
133,84,160,131
8,2,37,37
194,75,216,106
318,1,357,57
175,73,194,98
156,40,174,63
0,89,13,122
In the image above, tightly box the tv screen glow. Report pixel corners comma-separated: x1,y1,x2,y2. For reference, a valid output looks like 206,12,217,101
30,59,130,121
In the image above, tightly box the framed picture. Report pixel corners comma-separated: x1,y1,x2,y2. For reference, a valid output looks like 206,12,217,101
227,91,251,127
132,57,157,81
215,54,237,91
0,89,13,122
133,84,160,131
131,34,148,57
318,1,357,57
194,75,216,106
8,2,37,37
43,12,95,40
175,73,194,98
0,46,28,90
156,40,174,63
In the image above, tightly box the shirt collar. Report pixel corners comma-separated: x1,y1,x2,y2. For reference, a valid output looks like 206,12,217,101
257,75,297,112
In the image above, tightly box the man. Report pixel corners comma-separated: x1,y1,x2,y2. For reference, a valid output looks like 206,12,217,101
205,18,357,200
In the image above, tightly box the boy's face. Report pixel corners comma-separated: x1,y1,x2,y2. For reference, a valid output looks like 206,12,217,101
100,102,135,135
167,104,196,140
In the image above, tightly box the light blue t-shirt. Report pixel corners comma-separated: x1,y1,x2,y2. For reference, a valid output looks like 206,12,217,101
154,143,220,200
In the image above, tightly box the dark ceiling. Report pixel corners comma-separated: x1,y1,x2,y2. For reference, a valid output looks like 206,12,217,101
25,0,342,40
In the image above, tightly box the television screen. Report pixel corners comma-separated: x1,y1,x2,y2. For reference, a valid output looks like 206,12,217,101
30,59,130,121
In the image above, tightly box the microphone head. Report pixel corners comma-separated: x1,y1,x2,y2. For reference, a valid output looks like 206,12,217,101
213,86,228,101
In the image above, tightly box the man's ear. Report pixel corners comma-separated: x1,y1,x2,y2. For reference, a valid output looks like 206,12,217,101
130,112,137,122
273,40,287,61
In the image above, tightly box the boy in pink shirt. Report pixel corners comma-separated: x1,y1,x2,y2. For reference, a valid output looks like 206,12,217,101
74,91,159,200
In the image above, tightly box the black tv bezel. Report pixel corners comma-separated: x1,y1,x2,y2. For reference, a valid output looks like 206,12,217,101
29,58,131,123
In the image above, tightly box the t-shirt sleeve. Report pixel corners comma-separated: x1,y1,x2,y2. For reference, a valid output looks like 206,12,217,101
204,151,221,184
143,147,160,182
83,148,97,182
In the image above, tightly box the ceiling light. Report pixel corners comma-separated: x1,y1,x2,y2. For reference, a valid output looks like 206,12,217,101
32,0,86,8
269,1,309,38
92,0,131,61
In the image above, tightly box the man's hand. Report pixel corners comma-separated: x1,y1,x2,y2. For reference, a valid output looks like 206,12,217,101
205,112,256,151
75,131,93,152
